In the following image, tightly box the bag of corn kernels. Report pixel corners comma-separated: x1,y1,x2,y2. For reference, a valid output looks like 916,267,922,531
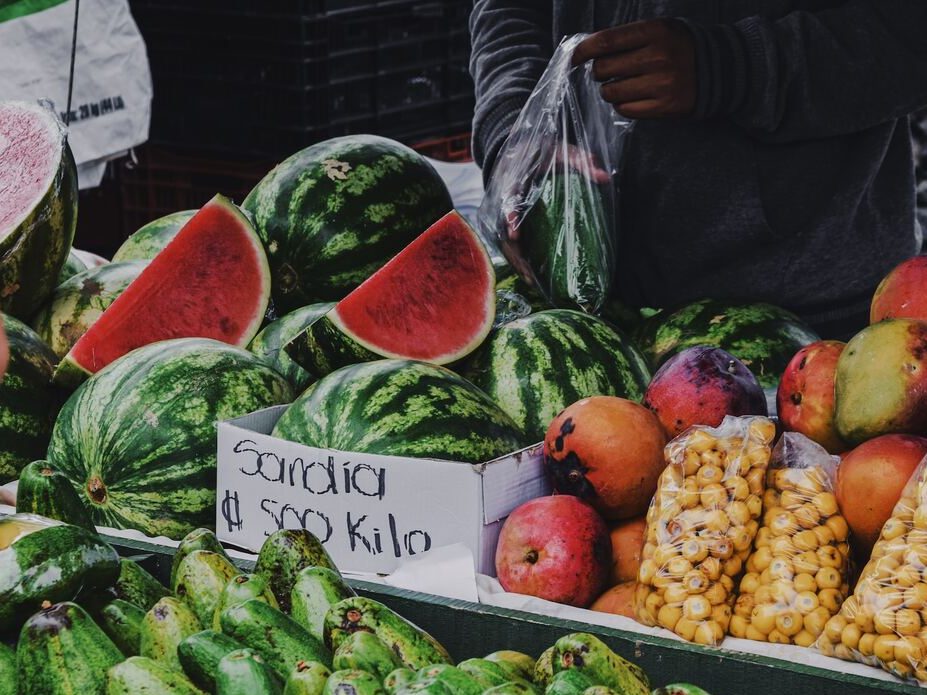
732,433,851,647
815,455,927,683
635,415,776,646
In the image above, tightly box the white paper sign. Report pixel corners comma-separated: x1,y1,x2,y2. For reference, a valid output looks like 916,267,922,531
0,0,152,188
215,408,549,575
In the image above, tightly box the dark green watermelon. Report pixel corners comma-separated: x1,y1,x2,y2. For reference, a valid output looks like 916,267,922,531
243,135,452,313
462,310,651,442
0,315,60,482
248,302,335,393
634,299,821,389
56,250,89,286
47,338,293,538
272,359,528,464
31,261,146,359
111,210,196,263
0,101,78,320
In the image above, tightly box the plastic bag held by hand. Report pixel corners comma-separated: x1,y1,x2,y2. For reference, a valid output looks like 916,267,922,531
478,34,631,314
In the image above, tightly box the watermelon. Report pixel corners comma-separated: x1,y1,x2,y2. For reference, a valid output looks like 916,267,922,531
111,210,197,262
32,262,146,359
463,310,651,442
47,338,293,538
284,211,495,380
248,302,335,393
0,314,60,482
272,359,527,464
0,101,78,320
634,299,821,389
54,195,271,388
243,135,452,313
56,249,89,286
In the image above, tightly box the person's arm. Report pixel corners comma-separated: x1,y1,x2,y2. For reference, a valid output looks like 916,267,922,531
470,0,553,179
686,1,927,142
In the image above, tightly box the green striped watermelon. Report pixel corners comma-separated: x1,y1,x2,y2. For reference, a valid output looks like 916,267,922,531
0,315,60,482
111,210,196,262
47,338,293,538
462,310,651,442
0,101,78,320
32,261,146,358
248,302,335,393
56,249,89,286
634,299,821,388
272,359,527,463
243,135,452,313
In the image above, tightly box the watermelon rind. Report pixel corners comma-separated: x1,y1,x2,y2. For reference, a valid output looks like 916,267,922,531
248,302,336,394
0,101,78,320
32,261,146,359
634,299,821,388
56,249,89,286
463,309,652,442
47,338,293,538
53,195,272,389
111,210,196,263
0,314,60,483
272,359,528,464
243,134,453,313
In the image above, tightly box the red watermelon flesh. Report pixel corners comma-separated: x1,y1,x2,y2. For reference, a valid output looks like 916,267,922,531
331,210,495,361
55,195,270,386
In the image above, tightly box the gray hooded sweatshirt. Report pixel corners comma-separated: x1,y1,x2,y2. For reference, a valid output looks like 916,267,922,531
470,1,927,337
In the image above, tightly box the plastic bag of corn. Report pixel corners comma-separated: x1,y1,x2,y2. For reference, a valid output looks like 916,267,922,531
634,415,776,645
731,433,851,647
815,454,927,683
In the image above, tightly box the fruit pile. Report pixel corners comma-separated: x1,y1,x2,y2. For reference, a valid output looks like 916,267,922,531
0,514,712,695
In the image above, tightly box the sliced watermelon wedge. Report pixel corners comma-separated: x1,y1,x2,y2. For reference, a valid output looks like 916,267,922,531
285,210,495,379
54,195,271,387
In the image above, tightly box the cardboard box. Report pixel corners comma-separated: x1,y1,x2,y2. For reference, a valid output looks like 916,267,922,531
215,406,550,575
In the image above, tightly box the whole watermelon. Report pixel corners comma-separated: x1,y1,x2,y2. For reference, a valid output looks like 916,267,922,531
634,299,821,388
272,359,528,463
32,261,146,358
463,310,651,442
248,302,335,394
0,101,78,320
243,135,452,313
56,249,89,285
0,315,60,482
111,210,196,262
47,338,293,538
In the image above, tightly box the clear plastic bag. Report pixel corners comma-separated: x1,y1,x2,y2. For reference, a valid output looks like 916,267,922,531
634,415,777,646
732,433,851,647
478,34,632,315
815,455,927,683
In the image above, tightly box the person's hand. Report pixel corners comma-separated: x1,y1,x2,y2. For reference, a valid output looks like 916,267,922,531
572,19,697,119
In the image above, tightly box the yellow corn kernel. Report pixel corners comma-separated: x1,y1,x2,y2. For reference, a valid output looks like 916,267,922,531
693,620,724,646
858,633,877,658
817,545,844,570
700,449,724,471
767,629,790,645
728,526,754,554
895,635,925,666
804,606,831,637
840,622,863,651
674,617,699,642
769,581,797,606
754,585,773,606
754,527,772,549
653,571,677,590
681,538,708,565
775,609,803,637
750,604,779,635
645,590,666,616
639,559,658,585
778,489,804,509
711,604,732,626
740,572,761,595
906,583,927,610
812,525,836,548
875,634,900,663
896,565,922,589
729,614,749,638
723,555,743,578
815,566,842,590
793,530,820,552
720,573,735,594
818,639,836,657
819,588,845,614
794,630,816,648
682,449,702,476
896,608,922,636
833,644,854,661
750,546,772,572
795,504,822,530
654,544,680,567
745,493,763,519
749,419,776,443
773,469,797,492
667,556,694,578
708,536,734,560
854,605,876,633
812,492,839,517
696,464,724,488
663,583,689,606
688,430,717,453
658,603,682,632
824,615,847,643
684,569,709,594
724,476,750,502
825,515,850,542
746,468,766,496
680,478,701,509
701,484,729,510
793,551,821,575
795,591,820,615
735,593,755,618
770,511,800,537
769,558,795,582
764,489,781,511
701,557,723,581
745,624,768,642
793,572,817,594
770,535,797,557
874,608,897,635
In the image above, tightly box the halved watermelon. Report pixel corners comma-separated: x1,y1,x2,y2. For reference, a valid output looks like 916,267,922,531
285,211,495,379
0,101,78,320
54,195,271,387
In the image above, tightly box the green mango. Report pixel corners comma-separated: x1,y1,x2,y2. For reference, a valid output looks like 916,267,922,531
282,661,331,695
394,679,452,695
220,599,332,678
322,669,386,695
95,598,146,655
651,686,712,695
114,558,171,611
178,630,244,693
551,634,648,695
414,664,482,695
216,648,283,695
255,530,337,613
324,598,450,670
0,642,14,695
484,684,537,695
383,668,416,694
173,550,241,627
105,655,206,694
545,671,595,695
456,659,510,690
213,573,279,630
171,529,233,589
533,648,554,688
140,597,204,672
333,631,403,682
485,652,536,682
16,601,123,695
291,567,355,642
582,688,620,695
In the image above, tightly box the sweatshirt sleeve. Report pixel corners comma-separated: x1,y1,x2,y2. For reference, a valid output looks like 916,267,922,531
469,1,553,179
684,1,927,143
